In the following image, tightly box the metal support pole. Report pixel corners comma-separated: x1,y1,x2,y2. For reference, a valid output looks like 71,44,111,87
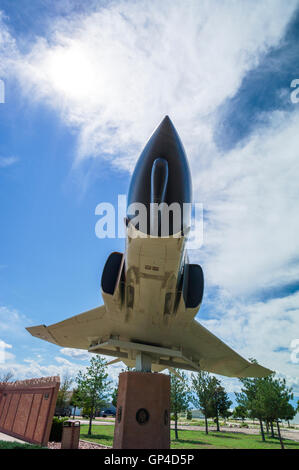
135,352,152,372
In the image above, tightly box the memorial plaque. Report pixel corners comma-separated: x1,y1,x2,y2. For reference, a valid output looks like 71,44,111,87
0,376,60,446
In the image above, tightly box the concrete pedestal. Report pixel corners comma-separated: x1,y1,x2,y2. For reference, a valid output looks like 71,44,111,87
113,371,170,449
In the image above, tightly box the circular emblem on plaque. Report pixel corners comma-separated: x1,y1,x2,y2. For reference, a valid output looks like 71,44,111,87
117,406,122,423
136,408,149,425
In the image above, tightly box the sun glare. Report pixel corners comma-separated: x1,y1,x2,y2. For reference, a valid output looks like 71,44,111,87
47,43,97,100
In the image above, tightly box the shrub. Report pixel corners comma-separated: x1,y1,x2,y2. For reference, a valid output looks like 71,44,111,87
49,417,68,442
240,422,249,428
186,410,192,420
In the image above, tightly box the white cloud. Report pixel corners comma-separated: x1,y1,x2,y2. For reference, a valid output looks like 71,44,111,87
2,0,296,169
60,347,92,361
55,356,73,366
0,352,123,385
196,109,299,295
3,357,86,381
0,156,18,168
0,340,12,349
0,340,14,364
0,306,31,338
0,11,17,70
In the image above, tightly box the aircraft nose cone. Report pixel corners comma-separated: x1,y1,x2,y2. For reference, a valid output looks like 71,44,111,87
157,115,173,134
150,115,185,156
127,116,192,235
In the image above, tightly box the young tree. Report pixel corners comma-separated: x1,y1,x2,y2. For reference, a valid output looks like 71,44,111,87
190,371,214,434
170,370,189,440
111,386,118,408
76,356,112,436
69,388,81,419
0,371,14,396
222,408,232,424
235,359,270,442
283,402,296,428
209,377,232,432
56,373,73,410
0,371,14,383
233,405,248,422
256,375,294,449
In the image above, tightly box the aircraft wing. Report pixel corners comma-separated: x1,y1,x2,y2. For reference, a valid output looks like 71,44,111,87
26,306,272,378
26,306,108,350
184,319,272,377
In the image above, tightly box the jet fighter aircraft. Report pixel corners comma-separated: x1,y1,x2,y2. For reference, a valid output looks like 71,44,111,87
27,116,271,378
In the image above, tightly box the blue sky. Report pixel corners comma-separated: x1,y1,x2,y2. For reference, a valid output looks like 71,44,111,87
0,0,299,402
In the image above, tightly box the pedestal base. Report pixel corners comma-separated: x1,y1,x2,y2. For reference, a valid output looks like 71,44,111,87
113,371,170,449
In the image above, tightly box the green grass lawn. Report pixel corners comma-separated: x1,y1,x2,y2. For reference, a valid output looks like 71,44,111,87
79,424,299,449
0,441,45,449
